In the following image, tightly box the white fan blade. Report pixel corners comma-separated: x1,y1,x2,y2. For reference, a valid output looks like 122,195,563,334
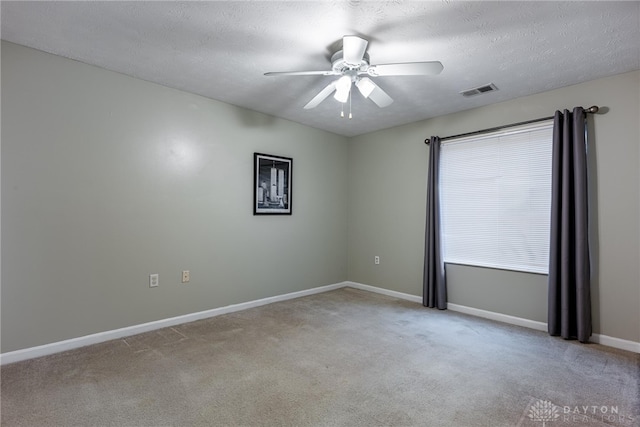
367,61,444,76
265,70,338,76
304,81,337,109
367,82,393,108
343,35,368,66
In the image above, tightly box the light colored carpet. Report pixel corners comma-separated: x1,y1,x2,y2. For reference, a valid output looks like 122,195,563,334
1,288,638,426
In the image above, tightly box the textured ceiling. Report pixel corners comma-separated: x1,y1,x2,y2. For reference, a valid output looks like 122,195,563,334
2,1,639,137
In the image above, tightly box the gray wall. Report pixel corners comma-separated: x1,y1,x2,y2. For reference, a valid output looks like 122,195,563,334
2,41,638,353
348,70,640,343
1,42,349,352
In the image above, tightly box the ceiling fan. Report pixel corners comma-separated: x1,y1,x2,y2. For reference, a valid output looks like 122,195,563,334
264,35,443,112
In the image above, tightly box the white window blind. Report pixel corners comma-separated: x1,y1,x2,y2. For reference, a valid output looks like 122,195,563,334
439,121,553,274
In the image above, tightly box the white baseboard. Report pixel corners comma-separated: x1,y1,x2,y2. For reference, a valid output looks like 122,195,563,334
343,282,548,332
446,302,640,353
344,282,639,353
0,281,348,365
3,280,638,364
345,281,422,303
591,333,640,353
446,303,548,332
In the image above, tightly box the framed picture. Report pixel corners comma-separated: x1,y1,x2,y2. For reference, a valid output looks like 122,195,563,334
253,152,292,215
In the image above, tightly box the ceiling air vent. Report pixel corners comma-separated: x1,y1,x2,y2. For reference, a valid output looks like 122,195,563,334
460,83,498,97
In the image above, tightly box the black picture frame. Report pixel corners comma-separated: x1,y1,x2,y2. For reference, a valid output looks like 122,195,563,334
253,153,292,215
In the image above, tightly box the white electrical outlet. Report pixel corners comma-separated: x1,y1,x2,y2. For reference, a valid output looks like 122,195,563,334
182,270,190,283
149,274,159,288
374,256,380,265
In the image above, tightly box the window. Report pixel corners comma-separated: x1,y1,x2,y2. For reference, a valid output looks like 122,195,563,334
439,121,553,274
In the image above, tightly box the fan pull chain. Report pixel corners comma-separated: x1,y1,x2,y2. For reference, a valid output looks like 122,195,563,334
340,103,344,118
349,90,353,119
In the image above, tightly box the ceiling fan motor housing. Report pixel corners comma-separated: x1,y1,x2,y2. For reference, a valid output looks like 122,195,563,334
331,50,370,80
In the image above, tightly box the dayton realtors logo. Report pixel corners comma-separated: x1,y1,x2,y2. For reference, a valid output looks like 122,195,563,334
561,405,635,425
525,399,636,426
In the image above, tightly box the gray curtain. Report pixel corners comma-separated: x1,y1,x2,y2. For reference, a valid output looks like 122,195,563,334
423,136,447,309
548,107,591,343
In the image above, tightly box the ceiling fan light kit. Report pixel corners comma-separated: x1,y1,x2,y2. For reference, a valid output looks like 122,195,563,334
333,75,352,103
355,77,376,98
264,35,443,117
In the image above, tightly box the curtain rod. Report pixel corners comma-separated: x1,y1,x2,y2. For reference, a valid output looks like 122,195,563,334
424,106,599,145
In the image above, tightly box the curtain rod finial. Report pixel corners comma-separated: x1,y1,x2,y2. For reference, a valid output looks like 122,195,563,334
425,138,430,145
584,106,599,114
